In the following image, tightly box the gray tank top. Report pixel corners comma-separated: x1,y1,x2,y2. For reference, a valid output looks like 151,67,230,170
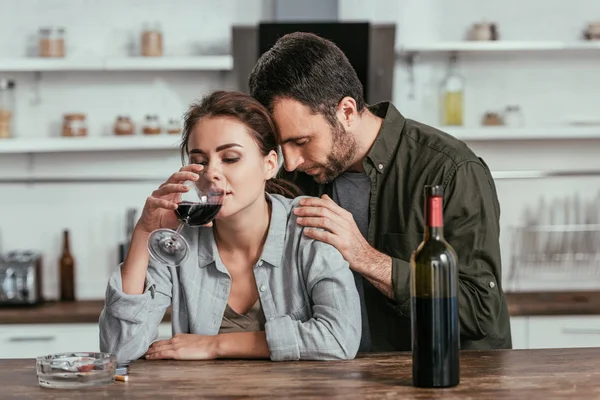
219,299,266,333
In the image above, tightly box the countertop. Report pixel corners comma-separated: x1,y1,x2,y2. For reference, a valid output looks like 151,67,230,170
2,291,600,324
2,348,600,399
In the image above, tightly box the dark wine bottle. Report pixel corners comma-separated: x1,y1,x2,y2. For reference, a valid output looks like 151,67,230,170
410,185,460,388
59,229,75,301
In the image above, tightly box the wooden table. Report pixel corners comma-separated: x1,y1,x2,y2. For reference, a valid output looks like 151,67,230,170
2,348,600,399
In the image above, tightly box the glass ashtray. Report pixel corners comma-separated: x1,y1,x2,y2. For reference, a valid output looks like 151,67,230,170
36,352,116,389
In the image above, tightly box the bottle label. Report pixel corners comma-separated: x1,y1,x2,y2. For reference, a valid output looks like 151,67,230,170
427,196,443,227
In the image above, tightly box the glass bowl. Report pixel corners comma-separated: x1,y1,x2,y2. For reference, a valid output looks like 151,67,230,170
36,352,116,389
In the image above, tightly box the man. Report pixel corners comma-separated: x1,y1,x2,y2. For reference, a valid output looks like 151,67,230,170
249,32,511,351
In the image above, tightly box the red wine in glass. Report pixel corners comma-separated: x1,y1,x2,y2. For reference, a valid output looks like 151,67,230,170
175,202,222,227
147,169,228,266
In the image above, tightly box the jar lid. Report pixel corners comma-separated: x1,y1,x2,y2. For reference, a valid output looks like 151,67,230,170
0,79,15,89
39,27,65,34
64,113,86,120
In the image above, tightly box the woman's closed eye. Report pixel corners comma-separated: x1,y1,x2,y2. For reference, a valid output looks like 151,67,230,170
222,157,240,164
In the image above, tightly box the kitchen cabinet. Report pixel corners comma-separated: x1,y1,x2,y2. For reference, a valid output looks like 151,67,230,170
509,315,600,349
0,322,172,359
509,316,528,349
528,316,600,349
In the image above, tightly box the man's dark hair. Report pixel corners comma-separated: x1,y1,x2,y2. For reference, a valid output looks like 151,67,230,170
248,32,366,127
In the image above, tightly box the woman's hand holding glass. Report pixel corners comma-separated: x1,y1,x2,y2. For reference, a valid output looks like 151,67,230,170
139,164,228,266
136,165,202,234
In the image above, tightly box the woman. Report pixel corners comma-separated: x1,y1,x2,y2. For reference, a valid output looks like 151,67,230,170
99,91,361,362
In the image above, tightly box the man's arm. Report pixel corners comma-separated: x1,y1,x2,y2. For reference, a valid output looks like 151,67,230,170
386,161,505,340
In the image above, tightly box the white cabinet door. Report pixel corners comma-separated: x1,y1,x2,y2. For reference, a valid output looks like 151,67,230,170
529,316,600,349
0,324,99,359
510,316,528,349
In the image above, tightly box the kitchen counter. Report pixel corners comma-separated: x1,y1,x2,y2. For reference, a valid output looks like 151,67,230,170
0,300,171,324
2,348,600,399
2,291,600,324
506,291,600,316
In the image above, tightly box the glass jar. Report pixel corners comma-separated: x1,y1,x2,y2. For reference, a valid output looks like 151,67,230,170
481,112,504,126
165,118,181,135
503,105,524,127
39,27,66,58
113,115,135,136
141,22,163,57
0,79,15,139
142,115,161,135
62,113,87,137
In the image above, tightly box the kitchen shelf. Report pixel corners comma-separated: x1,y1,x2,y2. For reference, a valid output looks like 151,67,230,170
2,127,598,155
444,126,600,141
0,56,233,72
398,41,600,54
0,136,181,153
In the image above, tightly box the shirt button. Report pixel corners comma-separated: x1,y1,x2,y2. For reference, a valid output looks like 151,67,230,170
489,281,496,289
378,163,384,170
259,285,266,292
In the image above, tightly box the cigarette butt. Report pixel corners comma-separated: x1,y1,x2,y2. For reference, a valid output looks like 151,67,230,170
115,375,129,382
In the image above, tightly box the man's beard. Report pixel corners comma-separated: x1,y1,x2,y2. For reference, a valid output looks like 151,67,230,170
311,121,358,184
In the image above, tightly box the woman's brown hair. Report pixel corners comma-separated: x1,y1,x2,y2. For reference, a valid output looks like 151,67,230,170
180,90,301,199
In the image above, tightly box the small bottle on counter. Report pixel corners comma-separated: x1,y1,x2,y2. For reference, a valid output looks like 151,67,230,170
59,230,75,302
165,118,182,135
0,79,15,139
113,115,135,136
142,114,161,135
39,27,66,57
62,113,87,137
141,22,163,57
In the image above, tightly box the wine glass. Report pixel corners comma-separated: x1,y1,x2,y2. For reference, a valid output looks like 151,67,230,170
147,169,228,266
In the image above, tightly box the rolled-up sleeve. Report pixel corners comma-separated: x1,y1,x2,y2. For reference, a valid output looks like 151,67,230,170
99,262,172,363
265,236,362,361
390,162,504,342
443,162,504,341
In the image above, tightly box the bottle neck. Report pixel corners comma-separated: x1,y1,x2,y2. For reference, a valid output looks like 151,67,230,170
424,195,444,240
63,231,71,254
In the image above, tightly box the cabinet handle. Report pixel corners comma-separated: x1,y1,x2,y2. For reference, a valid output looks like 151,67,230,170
561,328,600,335
8,336,56,342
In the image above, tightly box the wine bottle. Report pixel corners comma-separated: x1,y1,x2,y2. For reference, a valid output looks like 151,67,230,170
59,229,75,301
410,185,460,388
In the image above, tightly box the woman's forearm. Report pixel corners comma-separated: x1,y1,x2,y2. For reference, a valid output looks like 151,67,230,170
120,226,152,294
215,331,270,359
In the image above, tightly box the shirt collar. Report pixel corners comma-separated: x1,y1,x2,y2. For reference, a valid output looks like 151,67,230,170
364,102,406,174
197,193,286,270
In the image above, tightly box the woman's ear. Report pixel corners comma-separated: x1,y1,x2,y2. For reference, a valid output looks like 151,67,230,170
264,149,279,180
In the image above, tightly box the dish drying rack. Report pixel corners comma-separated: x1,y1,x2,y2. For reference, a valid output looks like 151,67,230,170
506,223,600,291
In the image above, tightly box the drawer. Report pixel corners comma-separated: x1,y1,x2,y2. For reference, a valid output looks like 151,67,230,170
0,322,173,358
528,316,600,349
0,324,99,359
